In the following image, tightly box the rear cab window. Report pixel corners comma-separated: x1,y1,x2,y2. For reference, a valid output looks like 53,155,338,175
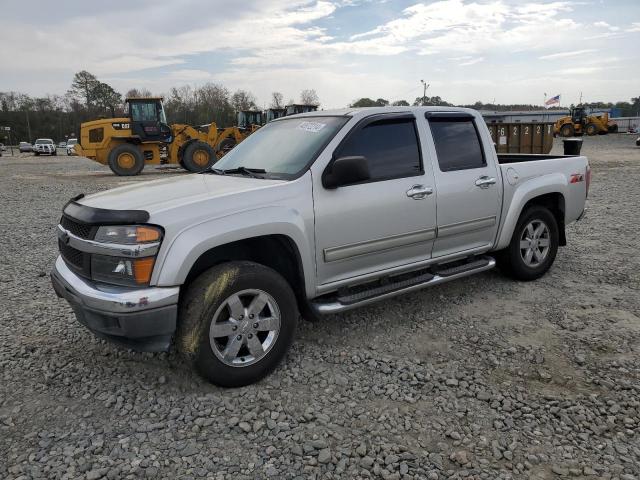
426,113,486,172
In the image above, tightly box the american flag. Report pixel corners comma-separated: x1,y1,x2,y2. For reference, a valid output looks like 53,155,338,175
545,94,560,108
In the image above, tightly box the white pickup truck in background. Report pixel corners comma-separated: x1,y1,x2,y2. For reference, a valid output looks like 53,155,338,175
33,138,57,156
51,107,590,386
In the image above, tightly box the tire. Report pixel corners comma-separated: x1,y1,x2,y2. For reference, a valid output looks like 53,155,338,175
34,152,39,156
497,206,559,281
52,150,57,156
216,137,236,158
181,141,217,172
585,123,597,136
608,124,618,133
177,261,298,387
107,144,144,176
560,124,574,137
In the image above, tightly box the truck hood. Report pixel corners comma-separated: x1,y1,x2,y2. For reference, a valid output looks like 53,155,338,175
79,173,286,213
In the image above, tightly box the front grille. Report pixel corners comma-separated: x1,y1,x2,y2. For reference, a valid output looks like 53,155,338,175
60,216,94,239
59,240,91,278
59,240,83,268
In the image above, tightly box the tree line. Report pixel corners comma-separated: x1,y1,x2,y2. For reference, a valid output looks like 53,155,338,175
0,71,320,143
1,70,638,144
349,96,640,116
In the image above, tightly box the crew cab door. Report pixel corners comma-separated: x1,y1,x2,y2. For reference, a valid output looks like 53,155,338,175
424,112,501,258
312,113,437,286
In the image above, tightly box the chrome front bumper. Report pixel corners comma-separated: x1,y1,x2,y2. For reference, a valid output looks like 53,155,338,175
51,256,179,351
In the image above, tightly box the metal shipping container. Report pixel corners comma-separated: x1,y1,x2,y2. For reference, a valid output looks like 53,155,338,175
486,122,554,154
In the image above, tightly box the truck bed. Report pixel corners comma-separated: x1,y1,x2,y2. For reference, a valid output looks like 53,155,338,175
497,153,576,164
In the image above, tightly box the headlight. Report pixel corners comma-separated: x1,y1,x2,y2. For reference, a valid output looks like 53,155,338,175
95,225,162,244
91,225,162,287
92,254,156,287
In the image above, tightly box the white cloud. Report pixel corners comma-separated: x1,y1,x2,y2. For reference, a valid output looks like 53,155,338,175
539,49,598,60
459,57,485,66
593,21,619,31
0,0,637,105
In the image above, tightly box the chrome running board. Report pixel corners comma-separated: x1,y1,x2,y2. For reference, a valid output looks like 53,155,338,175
311,256,495,315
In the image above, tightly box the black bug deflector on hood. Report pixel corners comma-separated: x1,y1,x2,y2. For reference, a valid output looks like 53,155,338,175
63,194,150,225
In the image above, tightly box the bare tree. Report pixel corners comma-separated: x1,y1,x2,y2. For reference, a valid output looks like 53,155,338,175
125,88,153,99
231,90,257,111
270,92,284,109
68,71,99,107
300,89,319,106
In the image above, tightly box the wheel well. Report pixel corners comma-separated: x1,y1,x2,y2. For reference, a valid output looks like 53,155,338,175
521,192,566,246
183,235,306,299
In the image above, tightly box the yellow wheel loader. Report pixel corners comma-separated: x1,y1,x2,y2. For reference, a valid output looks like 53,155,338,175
554,106,618,138
75,97,246,176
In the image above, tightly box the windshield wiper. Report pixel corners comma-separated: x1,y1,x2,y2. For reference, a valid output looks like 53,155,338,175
221,166,266,178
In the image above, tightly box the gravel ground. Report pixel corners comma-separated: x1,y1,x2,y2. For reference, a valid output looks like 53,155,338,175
1,135,639,480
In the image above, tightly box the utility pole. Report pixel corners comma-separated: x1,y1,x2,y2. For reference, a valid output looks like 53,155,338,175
25,109,32,143
420,80,429,106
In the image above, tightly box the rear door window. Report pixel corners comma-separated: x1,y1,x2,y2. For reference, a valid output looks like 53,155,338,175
428,116,486,172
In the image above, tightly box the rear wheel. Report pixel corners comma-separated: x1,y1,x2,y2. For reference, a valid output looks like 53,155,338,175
182,141,217,172
177,261,298,387
216,137,236,158
585,123,598,136
497,206,559,281
560,124,574,137
108,144,144,176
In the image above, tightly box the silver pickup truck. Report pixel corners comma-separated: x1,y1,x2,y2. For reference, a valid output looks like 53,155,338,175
51,107,590,386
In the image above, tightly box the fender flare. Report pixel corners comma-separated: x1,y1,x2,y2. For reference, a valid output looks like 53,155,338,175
152,206,315,297
495,173,568,250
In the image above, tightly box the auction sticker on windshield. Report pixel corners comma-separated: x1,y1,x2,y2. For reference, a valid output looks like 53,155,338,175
297,121,326,133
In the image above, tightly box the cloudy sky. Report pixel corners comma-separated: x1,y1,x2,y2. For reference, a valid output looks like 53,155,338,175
1,0,638,108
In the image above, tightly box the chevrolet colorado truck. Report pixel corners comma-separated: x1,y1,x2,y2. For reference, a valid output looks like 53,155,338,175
51,107,589,387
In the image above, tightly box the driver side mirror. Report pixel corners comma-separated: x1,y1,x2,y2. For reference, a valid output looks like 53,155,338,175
322,156,370,189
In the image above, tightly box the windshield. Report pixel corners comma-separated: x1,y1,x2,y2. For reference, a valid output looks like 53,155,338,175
214,116,348,179
67,138,78,145
35,139,53,144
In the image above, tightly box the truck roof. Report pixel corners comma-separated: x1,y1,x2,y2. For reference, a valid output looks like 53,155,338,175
282,106,480,120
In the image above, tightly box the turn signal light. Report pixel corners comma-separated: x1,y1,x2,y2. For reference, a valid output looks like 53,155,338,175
136,226,161,243
133,257,155,285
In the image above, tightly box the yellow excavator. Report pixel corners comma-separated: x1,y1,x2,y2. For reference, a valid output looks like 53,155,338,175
75,97,248,176
554,106,618,137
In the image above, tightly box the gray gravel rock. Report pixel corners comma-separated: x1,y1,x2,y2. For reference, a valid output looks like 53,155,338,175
1,137,639,479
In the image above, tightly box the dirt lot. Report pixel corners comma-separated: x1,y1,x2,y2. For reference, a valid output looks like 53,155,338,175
1,135,639,480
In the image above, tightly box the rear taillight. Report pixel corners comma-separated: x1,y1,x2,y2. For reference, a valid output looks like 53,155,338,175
585,165,591,198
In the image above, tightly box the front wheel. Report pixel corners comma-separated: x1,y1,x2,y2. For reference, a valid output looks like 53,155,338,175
585,123,598,136
181,141,217,172
177,261,298,387
497,206,559,281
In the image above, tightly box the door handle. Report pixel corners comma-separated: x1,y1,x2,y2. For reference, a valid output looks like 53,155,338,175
475,176,496,188
406,185,433,200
